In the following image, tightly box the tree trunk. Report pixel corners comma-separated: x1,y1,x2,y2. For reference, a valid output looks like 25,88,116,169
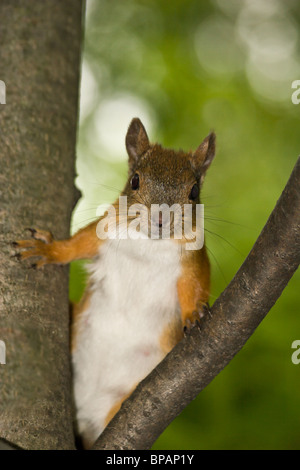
0,0,83,450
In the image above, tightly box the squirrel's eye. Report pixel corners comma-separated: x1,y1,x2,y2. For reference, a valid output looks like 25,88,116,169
131,173,140,190
189,183,199,200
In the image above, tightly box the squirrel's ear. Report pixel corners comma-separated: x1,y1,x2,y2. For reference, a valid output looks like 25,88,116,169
191,132,216,182
126,118,150,172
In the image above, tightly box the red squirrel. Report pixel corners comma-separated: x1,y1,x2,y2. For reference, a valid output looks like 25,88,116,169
15,118,216,448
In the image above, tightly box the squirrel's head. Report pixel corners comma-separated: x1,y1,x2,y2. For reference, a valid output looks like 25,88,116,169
124,117,215,205
123,117,216,240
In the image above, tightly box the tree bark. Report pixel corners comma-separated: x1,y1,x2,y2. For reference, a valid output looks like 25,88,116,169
0,0,83,450
93,157,300,450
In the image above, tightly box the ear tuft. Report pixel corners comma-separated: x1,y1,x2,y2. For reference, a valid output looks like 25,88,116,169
126,118,150,173
191,132,216,182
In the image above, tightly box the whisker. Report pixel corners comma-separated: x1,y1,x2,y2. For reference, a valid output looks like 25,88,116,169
72,216,99,230
205,214,252,230
204,228,244,258
81,177,124,194
206,245,228,286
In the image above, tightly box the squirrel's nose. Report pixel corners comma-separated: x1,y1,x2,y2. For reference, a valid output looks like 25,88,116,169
151,211,163,228
151,211,174,231
158,212,163,228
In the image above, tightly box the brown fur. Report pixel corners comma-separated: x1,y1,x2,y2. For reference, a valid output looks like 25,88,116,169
177,246,210,326
16,220,101,267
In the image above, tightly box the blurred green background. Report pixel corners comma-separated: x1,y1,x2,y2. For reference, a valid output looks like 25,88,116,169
70,0,300,449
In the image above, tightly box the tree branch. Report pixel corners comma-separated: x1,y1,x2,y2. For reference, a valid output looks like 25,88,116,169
93,157,300,450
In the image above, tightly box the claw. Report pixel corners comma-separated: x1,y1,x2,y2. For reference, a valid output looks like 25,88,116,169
183,317,201,336
24,228,53,244
183,302,210,335
12,228,55,267
10,252,21,260
25,228,37,237
202,302,212,318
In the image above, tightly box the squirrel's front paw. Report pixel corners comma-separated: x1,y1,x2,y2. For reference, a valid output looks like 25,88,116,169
13,228,55,268
183,302,210,336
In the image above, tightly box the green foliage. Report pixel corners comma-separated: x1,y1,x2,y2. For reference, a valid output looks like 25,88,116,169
70,0,300,449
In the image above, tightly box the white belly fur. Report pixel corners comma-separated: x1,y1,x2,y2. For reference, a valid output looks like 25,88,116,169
72,238,182,444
